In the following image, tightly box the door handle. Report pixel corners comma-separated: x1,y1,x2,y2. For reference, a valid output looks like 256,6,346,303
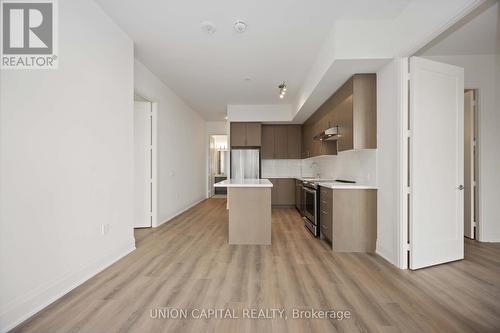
457,185,464,190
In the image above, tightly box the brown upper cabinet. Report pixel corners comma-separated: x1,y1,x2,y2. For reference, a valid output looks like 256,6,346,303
230,122,262,147
261,124,301,159
287,125,302,159
302,74,377,157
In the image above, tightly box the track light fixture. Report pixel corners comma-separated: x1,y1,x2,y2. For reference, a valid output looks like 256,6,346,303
279,82,287,99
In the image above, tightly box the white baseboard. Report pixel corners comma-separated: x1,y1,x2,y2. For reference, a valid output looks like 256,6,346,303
155,197,206,228
375,241,401,269
0,240,136,333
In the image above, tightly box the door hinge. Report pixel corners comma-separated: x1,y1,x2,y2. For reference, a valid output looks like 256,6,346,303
405,186,411,195
406,130,412,138
405,243,411,252
473,221,478,227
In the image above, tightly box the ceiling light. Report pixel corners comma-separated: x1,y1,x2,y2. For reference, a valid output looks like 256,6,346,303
201,21,216,34
225,116,228,120
234,20,247,33
278,82,287,99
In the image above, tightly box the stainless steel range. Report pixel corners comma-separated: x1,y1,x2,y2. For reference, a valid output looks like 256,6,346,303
302,180,320,237
301,178,356,237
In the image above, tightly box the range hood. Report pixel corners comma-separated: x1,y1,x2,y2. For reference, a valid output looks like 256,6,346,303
313,126,339,141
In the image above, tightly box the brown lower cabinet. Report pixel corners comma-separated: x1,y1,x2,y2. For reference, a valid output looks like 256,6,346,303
267,178,295,206
319,186,377,252
295,179,302,211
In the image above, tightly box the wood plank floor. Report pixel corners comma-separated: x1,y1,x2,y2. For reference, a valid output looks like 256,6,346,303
12,198,500,333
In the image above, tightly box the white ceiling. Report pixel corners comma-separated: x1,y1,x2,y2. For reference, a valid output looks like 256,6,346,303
95,0,412,120
420,1,499,56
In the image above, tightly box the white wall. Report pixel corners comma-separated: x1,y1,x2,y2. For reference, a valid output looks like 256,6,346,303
134,60,206,225
227,105,293,122
334,0,482,59
0,0,135,331
375,59,405,266
423,55,500,242
206,121,228,136
292,0,482,123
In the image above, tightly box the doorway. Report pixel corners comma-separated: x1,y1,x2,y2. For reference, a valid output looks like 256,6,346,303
134,94,157,228
208,135,228,198
464,89,479,240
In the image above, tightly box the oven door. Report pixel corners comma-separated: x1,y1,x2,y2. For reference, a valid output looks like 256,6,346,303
303,186,316,222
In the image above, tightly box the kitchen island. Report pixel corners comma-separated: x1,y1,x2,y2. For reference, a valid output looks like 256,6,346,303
214,179,273,245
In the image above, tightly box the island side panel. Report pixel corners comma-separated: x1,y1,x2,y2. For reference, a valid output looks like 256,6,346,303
228,187,271,245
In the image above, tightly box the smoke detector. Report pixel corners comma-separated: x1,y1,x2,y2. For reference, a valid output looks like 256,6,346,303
201,21,216,34
233,20,247,33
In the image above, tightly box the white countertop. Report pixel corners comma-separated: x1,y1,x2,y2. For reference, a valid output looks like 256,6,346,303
254,177,377,189
263,176,335,182
214,179,273,188
317,182,378,190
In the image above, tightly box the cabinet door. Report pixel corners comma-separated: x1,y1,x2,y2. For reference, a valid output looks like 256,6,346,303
275,179,284,205
295,181,301,210
320,209,332,242
275,178,293,205
274,125,288,159
268,179,278,204
261,125,275,159
301,125,309,158
286,179,296,205
320,187,333,241
287,125,301,159
245,123,261,146
353,74,377,149
336,96,354,152
230,122,247,147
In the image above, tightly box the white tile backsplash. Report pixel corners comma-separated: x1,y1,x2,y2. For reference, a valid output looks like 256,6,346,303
262,150,376,185
301,150,377,185
262,159,302,178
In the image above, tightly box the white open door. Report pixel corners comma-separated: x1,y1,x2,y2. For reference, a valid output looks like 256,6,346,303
134,101,152,228
409,57,464,270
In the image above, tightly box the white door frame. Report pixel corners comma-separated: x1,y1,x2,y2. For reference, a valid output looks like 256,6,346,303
206,133,227,198
397,57,410,269
134,94,158,228
151,102,158,227
464,90,476,239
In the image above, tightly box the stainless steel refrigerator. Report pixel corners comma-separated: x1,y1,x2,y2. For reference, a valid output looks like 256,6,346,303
230,149,260,179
